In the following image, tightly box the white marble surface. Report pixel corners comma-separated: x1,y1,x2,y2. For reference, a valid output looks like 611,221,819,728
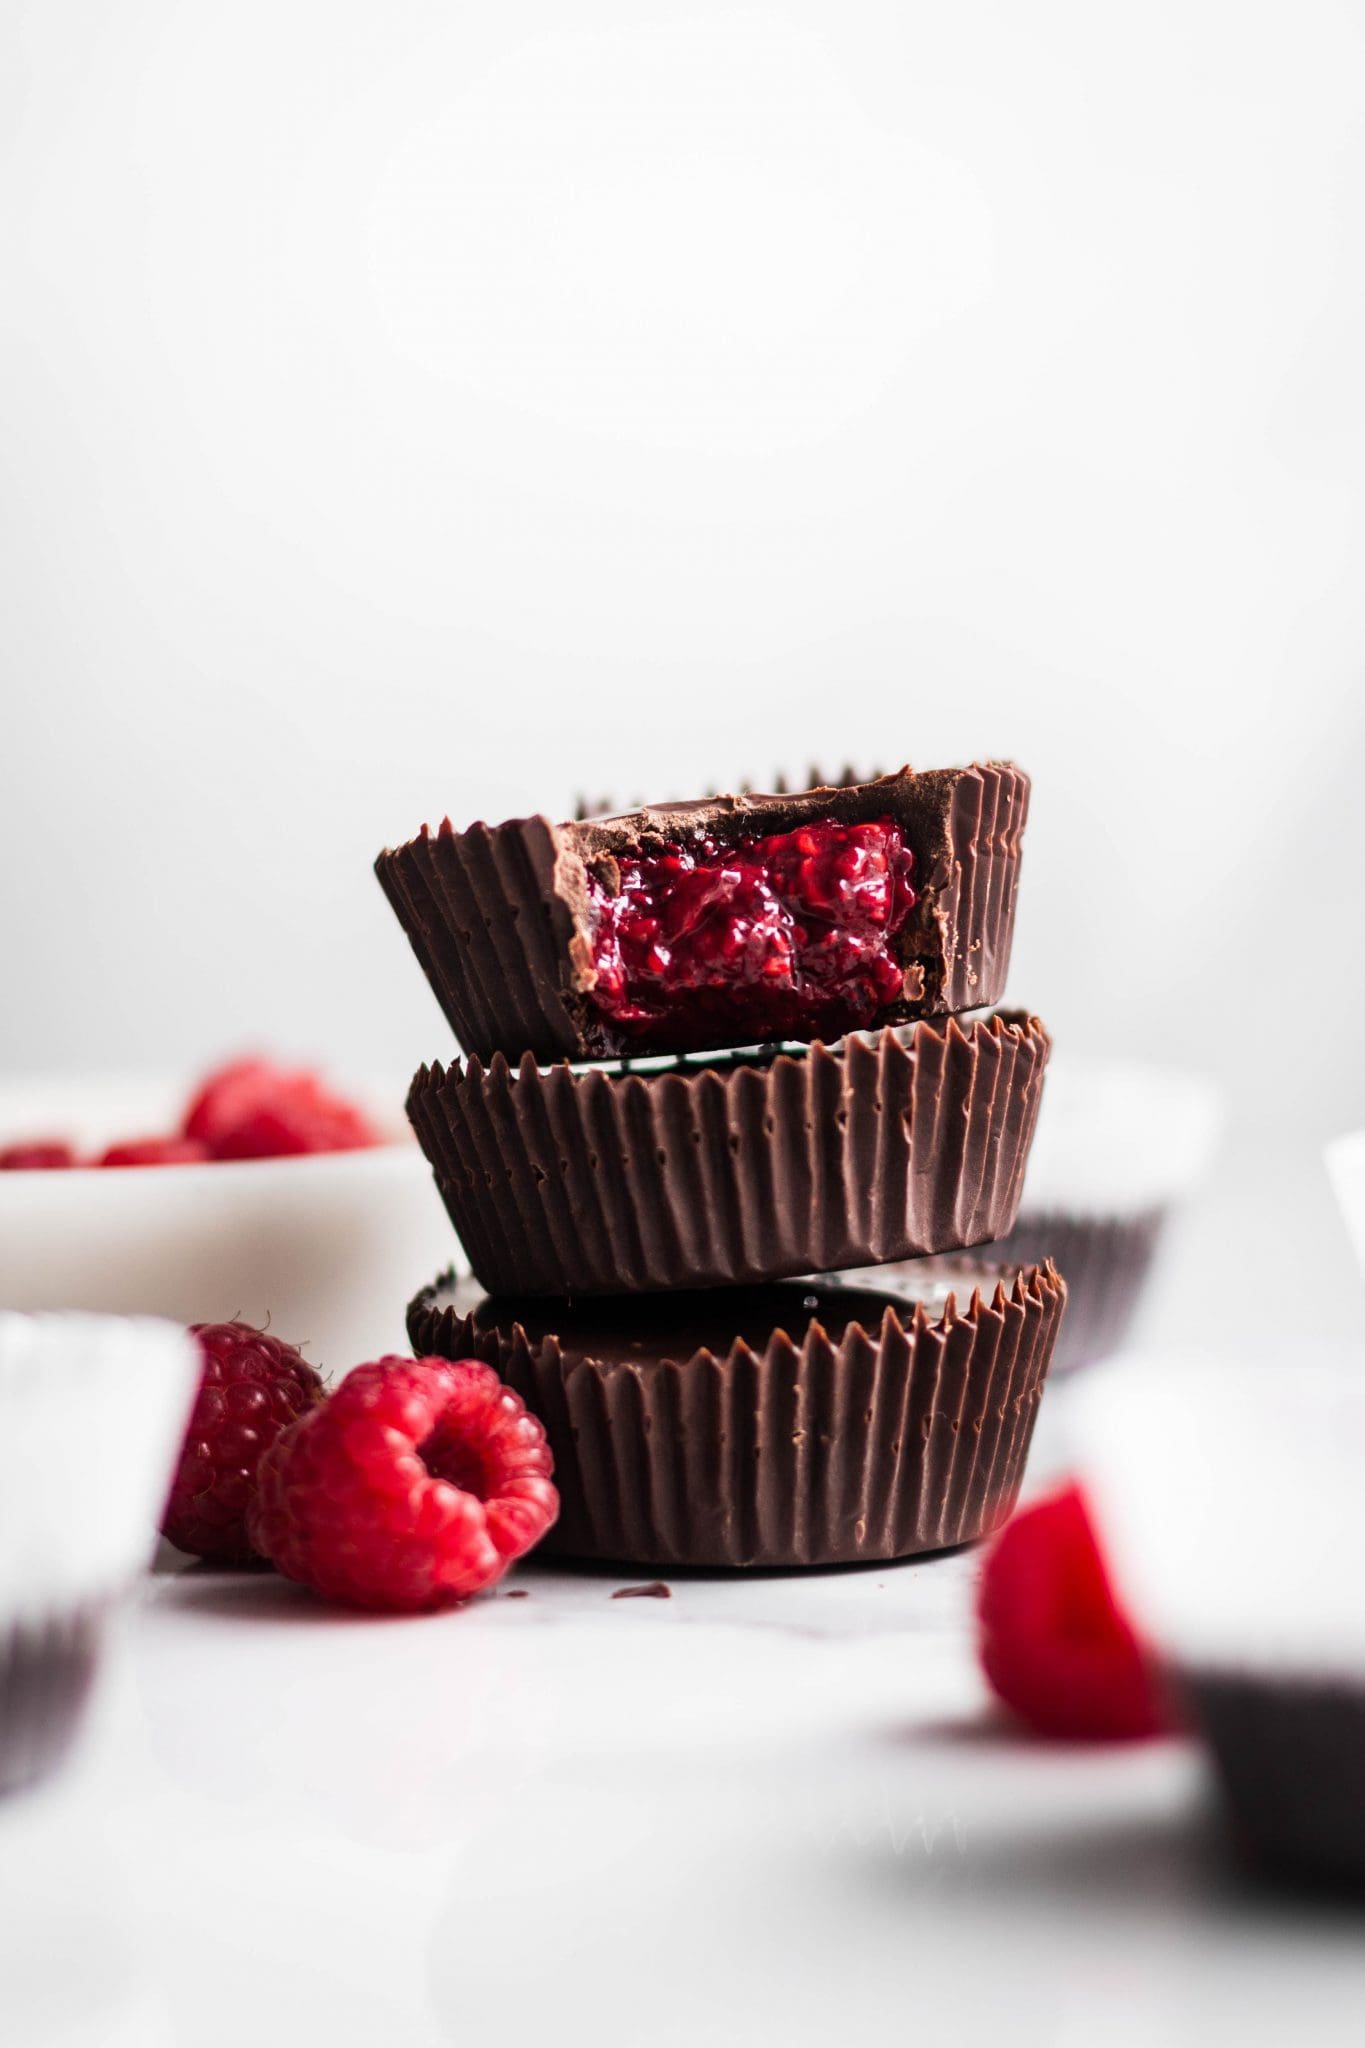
3,1140,1364,2047
3,1516,1364,2048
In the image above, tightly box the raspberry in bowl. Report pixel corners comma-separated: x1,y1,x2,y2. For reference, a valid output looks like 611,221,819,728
0,1060,456,1371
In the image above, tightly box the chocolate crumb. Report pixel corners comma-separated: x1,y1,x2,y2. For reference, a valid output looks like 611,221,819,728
611,1581,672,1600
504,1589,529,1599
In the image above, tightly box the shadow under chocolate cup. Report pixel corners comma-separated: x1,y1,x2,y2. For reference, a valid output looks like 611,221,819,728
376,761,1028,1065
406,1010,1050,1298
407,1260,1065,1569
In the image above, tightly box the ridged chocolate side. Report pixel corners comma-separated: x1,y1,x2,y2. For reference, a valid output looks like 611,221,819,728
407,1012,1051,1297
376,762,1029,1064
407,1264,1065,1568
0,1606,104,1797
1183,1673,1365,1890
982,1208,1166,1373
376,817,588,1064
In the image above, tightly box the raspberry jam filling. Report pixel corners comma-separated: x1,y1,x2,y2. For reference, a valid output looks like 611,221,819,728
585,816,917,1051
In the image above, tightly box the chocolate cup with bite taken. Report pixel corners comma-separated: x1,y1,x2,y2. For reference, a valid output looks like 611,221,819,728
408,1261,1065,1569
376,762,1028,1065
406,1010,1050,1298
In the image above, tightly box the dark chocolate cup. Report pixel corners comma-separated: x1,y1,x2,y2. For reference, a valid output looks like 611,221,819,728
929,1207,1165,1375
1181,1673,1365,1891
407,1010,1051,1298
0,1606,104,1798
376,762,1029,1064
408,1262,1065,1569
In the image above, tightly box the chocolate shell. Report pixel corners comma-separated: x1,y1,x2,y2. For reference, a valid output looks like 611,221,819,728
1182,1673,1365,1891
0,1606,103,1797
376,761,1029,1064
982,1207,1166,1373
407,1262,1065,1569
406,1010,1051,1298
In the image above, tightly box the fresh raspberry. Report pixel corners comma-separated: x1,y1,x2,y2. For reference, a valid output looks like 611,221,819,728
183,1057,382,1161
249,1357,558,1611
99,1135,211,1168
976,1481,1174,1742
162,1322,325,1563
0,1140,78,1169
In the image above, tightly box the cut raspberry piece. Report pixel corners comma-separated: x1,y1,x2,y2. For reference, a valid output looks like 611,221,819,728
0,1140,79,1170
249,1357,558,1610
183,1057,382,1161
98,1135,211,1168
163,1322,325,1563
976,1481,1174,1741
586,815,916,1051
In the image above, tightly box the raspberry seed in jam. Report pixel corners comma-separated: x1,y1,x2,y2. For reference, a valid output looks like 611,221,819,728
586,816,916,1051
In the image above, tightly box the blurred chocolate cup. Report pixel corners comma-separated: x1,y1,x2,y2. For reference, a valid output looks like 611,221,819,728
0,1314,200,1796
963,1059,1220,1373
1069,1356,1365,1890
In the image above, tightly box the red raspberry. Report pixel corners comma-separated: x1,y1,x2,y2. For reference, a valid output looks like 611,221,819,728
183,1057,381,1161
163,1323,325,1563
249,1357,558,1611
0,1140,78,1169
976,1481,1174,1742
99,1135,211,1167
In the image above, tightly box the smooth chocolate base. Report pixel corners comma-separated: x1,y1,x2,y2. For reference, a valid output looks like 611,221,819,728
408,1262,1064,1569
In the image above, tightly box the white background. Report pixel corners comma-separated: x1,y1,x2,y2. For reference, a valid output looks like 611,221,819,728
2,1,1363,1145
3,18,1365,2043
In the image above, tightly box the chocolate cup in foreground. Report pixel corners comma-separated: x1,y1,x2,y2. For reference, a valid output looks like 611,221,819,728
920,1207,1166,1375
407,1010,1051,1298
408,1262,1065,1569
376,762,1029,1064
0,1607,104,1798
1181,1673,1365,1892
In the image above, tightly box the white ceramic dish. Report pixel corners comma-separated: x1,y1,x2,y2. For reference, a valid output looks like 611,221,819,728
0,1075,460,1376
1325,1127,1365,1284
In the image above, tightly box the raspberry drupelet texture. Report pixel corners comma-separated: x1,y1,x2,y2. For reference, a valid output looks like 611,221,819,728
183,1057,382,1161
976,1481,1174,1742
249,1358,558,1611
586,815,916,1051
163,1323,325,1563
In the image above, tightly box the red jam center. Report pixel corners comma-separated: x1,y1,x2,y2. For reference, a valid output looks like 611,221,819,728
586,816,916,1051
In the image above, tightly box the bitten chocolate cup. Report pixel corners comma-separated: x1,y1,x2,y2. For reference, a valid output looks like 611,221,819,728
406,1010,1051,1298
407,1262,1065,1569
376,762,1029,1065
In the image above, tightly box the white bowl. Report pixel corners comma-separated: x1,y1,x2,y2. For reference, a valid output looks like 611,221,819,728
1325,1128,1365,1285
0,1075,461,1377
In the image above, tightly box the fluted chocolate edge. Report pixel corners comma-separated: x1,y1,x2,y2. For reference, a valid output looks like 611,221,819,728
407,1262,1065,1568
376,762,1029,1064
981,1208,1167,1374
406,1010,1051,1297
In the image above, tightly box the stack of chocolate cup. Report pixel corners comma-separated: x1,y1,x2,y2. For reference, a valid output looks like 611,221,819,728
378,763,1064,1570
